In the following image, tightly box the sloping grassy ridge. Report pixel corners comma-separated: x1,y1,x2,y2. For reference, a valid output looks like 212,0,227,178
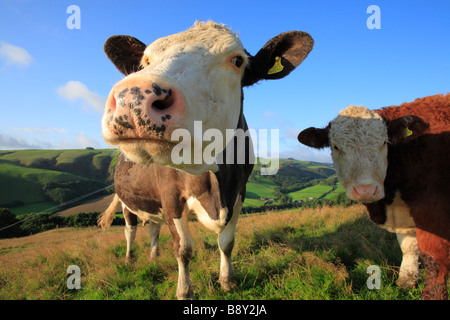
0,205,428,300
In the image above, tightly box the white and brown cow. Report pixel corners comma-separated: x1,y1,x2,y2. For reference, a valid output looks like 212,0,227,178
98,21,313,299
298,96,450,299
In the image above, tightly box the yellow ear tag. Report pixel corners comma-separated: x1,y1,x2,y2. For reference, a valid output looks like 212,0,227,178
404,127,413,137
268,56,284,75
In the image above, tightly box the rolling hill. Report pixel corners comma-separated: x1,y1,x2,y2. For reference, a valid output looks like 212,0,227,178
0,150,344,216
0,149,116,215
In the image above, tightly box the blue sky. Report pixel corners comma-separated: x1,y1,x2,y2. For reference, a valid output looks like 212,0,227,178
0,0,448,162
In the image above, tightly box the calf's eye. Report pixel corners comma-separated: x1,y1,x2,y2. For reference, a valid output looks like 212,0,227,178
231,55,244,68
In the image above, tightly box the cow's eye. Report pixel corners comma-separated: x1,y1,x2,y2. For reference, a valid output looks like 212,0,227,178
231,55,244,68
143,56,151,66
333,145,345,155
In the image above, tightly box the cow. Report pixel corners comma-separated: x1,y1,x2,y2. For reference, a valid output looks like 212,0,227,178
297,93,450,299
98,21,314,299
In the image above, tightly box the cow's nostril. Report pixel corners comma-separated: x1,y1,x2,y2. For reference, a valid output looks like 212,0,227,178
152,93,175,111
109,92,117,113
373,185,379,196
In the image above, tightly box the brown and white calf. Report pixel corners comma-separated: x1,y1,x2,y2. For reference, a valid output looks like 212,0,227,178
298,95,450,299
98,21,313,299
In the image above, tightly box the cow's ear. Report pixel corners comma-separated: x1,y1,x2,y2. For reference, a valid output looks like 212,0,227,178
386,115,429,144
104,35,147,76
242,31,314,87
297,125,330,149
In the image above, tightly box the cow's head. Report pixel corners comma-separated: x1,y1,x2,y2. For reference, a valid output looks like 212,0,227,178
102,21,313,173
298,106,429,202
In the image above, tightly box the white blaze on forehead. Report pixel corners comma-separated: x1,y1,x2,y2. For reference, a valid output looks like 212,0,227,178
143,21,246,63
329,106,387,150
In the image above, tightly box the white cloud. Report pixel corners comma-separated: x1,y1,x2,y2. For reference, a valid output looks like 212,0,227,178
280,145,332,163
13,127,68,134
0,41,32,67
57,80,106,113
76,132,100,148
0,133,48,149
0,130,103,150
262,111,278,120
283,128,301,140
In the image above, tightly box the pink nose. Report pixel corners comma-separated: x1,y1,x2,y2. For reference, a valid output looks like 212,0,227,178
105,78,180,139
352,184,380,202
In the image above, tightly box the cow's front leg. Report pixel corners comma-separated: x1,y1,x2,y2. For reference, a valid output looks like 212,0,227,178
395,233,419,288
123,207,138,263
218,196,242,291
165,203,194,300
149,221,161,261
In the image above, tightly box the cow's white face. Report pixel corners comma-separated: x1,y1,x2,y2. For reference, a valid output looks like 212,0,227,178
103,21,314,174
102,22,246,173
298,105,429,203
328,106,388,202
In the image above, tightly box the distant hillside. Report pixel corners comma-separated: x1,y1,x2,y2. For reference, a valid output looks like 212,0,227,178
244,158,342,209
0,150,345,216
0,149,116,214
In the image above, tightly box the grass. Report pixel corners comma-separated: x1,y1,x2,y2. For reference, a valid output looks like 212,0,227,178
324,183,345,199
245,182,277,199
9,201,57,215
0,161,93,213
0,205,432,300
288,185,334,201
243,198,267,207
0,149,114,213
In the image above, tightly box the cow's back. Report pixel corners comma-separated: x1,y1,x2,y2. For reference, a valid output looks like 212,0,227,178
377,93,450,134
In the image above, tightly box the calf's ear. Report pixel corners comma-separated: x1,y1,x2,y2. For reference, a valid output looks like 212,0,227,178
297,126,330,149
104,35,147,76
242,31,314,87
386,115,429,144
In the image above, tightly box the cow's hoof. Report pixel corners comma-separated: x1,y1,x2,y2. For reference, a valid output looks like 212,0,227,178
396,274,418,289
125,253,135,264
149,248,160,262
176,291,194,300
219,278,236,292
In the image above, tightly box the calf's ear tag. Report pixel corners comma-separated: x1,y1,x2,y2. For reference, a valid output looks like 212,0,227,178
404,127,413,137
268,56,284,75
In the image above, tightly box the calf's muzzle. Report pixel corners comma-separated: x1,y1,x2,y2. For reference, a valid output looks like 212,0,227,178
104,75,184,141
351,184,382,202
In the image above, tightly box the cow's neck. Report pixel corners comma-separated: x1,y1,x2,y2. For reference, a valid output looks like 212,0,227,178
212,93,254,220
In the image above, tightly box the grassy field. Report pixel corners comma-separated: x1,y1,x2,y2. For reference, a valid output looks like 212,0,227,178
288,185,334,201
0,205,431,300
0,149,114,215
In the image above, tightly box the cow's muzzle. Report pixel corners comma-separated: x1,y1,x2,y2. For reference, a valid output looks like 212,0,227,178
349,184,384,203
102,75,185,144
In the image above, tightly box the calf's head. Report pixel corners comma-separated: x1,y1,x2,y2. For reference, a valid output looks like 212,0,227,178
102,21,313,173
298,106,429,202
